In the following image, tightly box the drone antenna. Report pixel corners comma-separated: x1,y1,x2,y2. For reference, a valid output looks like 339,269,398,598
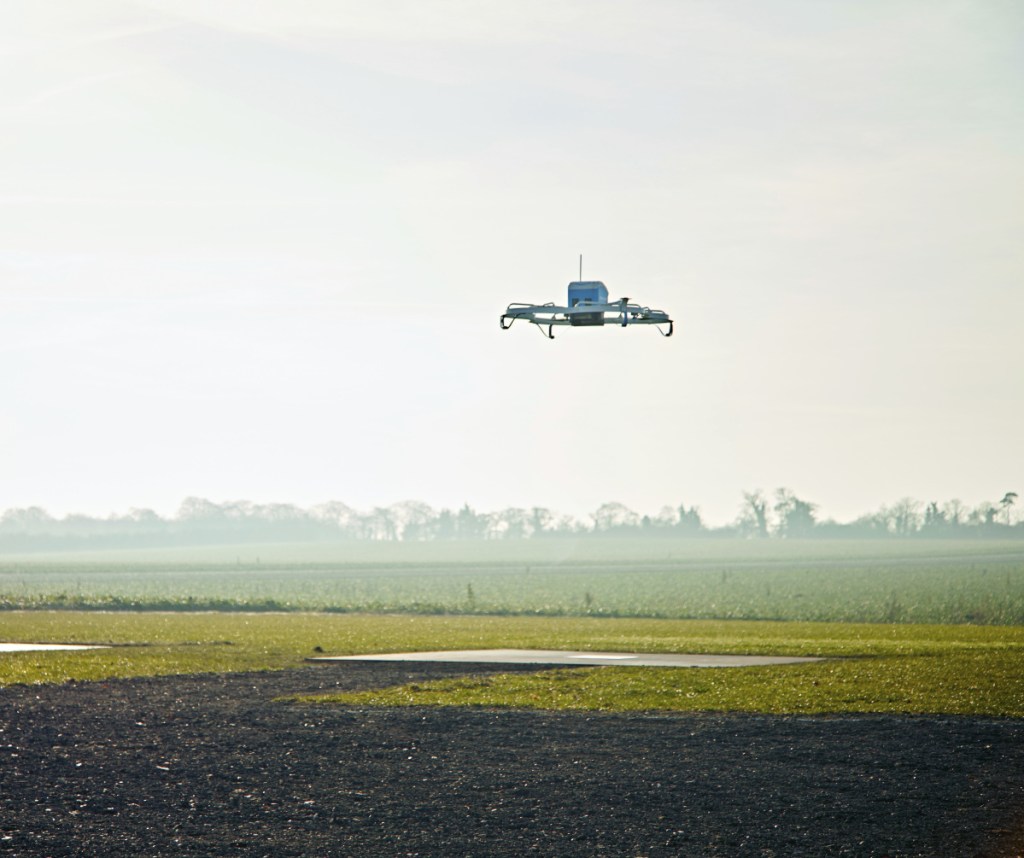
579,254,582,282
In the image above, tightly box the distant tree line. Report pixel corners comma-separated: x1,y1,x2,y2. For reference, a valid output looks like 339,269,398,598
0,490,1019,551
734,490,1020,539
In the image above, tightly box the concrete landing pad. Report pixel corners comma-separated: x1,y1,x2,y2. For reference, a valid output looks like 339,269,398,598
0,643,108,653
313,649,822,667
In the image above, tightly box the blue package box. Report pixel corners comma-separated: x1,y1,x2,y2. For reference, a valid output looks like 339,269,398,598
567,280,608,326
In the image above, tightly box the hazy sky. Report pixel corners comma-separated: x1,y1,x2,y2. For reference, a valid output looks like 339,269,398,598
2,0,1022,525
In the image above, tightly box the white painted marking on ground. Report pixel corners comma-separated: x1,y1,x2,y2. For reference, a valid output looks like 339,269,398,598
312,649,824,668
0,643,108,653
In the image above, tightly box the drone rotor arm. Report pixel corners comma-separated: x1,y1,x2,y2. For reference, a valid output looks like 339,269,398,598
501,295,673,338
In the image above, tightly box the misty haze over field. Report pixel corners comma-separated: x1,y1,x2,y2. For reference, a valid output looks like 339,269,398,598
1,489,1020,551
2,2,1021,524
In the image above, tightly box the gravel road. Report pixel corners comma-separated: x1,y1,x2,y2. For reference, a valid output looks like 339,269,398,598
1,662,1023,857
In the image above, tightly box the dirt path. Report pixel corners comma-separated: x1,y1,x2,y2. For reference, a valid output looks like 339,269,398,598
1,663,1023,856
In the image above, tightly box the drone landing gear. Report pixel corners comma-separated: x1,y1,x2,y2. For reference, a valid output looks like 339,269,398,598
500,298,673,339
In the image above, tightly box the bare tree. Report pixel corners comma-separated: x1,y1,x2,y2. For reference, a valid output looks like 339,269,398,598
971,503,999,527
530,507,554,537
889,498,922,536
554,514,583,534
654,506,678,528
592,502,640,532
389,501,435,541
740,491,770,538
923,502,948,533
456,504,488,539
1000,492,1019,526
942,499,967,528
0,506,55,534
773,489,817,538
433,509,456,540
676,504,704,534
493,508,529,539
177,497,224,522
310,501,357,536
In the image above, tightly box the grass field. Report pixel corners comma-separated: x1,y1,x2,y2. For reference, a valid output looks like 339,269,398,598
2,540,1021,716
2,538,1023,624
2,611,1023,717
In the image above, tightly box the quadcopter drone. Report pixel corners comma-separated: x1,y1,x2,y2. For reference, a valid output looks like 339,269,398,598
500,277,673,340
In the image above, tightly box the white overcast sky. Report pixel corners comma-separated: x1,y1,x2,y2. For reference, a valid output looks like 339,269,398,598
2,0,1022,524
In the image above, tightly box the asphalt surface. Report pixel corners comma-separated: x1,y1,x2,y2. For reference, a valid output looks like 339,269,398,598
1,662,1023,857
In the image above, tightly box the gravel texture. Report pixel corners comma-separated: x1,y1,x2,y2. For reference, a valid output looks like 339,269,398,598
1,662,1023,857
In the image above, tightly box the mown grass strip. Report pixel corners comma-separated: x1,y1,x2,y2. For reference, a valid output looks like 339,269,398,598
301,651,1024,717
2,612,1023,716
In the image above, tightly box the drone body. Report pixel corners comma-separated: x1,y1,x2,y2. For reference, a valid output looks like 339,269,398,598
500,279,673,339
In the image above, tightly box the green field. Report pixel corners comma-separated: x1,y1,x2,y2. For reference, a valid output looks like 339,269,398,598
1,611,1023,717
2,539,1022,716
2,538,1023,624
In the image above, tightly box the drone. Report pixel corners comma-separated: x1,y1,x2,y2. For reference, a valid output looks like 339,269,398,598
499,269,673,340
